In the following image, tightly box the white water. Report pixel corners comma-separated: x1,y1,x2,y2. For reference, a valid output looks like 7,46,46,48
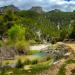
30,44,50,50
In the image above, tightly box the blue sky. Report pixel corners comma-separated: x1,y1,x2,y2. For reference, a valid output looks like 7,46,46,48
0,0,75,11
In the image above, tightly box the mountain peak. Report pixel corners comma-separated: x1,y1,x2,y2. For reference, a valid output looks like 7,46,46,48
0,5,19,12
30,6,44,14
50,9,62,12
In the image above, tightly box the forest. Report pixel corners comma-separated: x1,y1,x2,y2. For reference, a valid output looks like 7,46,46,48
0,6,75,44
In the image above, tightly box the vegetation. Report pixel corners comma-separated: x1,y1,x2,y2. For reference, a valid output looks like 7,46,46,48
0,8,75,43
0,59,53,75
0,5,75,75
16,59,24,68
28,50,41,55
7,24,25,41
71,69,75,75
58,60,75,75
6,25,29,55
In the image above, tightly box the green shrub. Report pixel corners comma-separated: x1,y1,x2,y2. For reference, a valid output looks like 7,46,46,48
58,64,66,75
47,56,51,61
58,60,75,75
15,40,29,54
66,59,75,64
0,40,3,47
24,59,38,65
71,69,75,75
24,59,31,65
29,40,37,45
16,59,23,68
31,60,38,65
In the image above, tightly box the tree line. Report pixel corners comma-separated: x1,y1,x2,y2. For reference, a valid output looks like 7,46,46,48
0,9,75,43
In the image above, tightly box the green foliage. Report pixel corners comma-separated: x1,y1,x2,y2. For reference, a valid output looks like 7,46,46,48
65,59,75,64
15,40,29,54
47,56,51,61
0,59,53,75
58,60,75,75
16,59,23,68
24,59,31,65
31,60,38,65
71,69,75,75
7,24,29,55
0,9,75,43
7,24,25,41
0,40,3,47
58,64,66,75
28,50,40,55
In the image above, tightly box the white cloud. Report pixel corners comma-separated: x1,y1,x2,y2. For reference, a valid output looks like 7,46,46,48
0,0,75,12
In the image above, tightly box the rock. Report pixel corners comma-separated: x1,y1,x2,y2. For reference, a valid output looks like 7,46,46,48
44,42,72,60
24,65,32,70
28,70,31,73
0,46,16,60
0,5,19,13
30,6,43,14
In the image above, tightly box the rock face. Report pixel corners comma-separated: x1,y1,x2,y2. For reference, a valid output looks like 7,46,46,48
30,6,43,14
0,46,17,60
0,5,19,13
49,9,61,13
44,42,72,61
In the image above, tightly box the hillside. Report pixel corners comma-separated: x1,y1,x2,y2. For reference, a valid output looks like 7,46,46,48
0,5,19,13
30,6,44,14
0,5,75,43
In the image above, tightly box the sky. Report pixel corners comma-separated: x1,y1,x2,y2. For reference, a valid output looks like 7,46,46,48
0,0,75,12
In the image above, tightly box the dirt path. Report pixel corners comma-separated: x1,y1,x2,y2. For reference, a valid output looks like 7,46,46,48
36,59,65,75
66,43,75,51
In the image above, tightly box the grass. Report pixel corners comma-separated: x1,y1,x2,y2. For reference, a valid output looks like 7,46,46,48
0,50,53,75
28,50,41,55
58,64,66,75
0,46,54,75
58,59,75,75
2,52,48,65
0,59,53,75
71,69,75,75
2,55,29,65
31,59,53,71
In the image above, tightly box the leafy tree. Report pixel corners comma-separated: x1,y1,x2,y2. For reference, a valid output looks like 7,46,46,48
7,24,25,41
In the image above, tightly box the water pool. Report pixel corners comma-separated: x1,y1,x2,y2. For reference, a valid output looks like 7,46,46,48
28,52,49,60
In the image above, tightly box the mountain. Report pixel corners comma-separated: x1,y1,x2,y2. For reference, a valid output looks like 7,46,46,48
0,5,19,13
49,9,62,12
0,5,75,42
30,6,44,14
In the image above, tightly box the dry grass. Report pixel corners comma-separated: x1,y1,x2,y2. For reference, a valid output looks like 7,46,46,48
66,43,75,51
66,64,75,75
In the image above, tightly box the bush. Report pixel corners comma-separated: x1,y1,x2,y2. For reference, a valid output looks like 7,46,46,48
0,40,3,47
16,59,23,68
24,59,38,65
71,69,75,75
24,59,31,65
15,40,29,55
29,40,37,45
66,60,75,64
58,60,75,75
47,56,51,61
58,64,66,75
31,60,38,65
